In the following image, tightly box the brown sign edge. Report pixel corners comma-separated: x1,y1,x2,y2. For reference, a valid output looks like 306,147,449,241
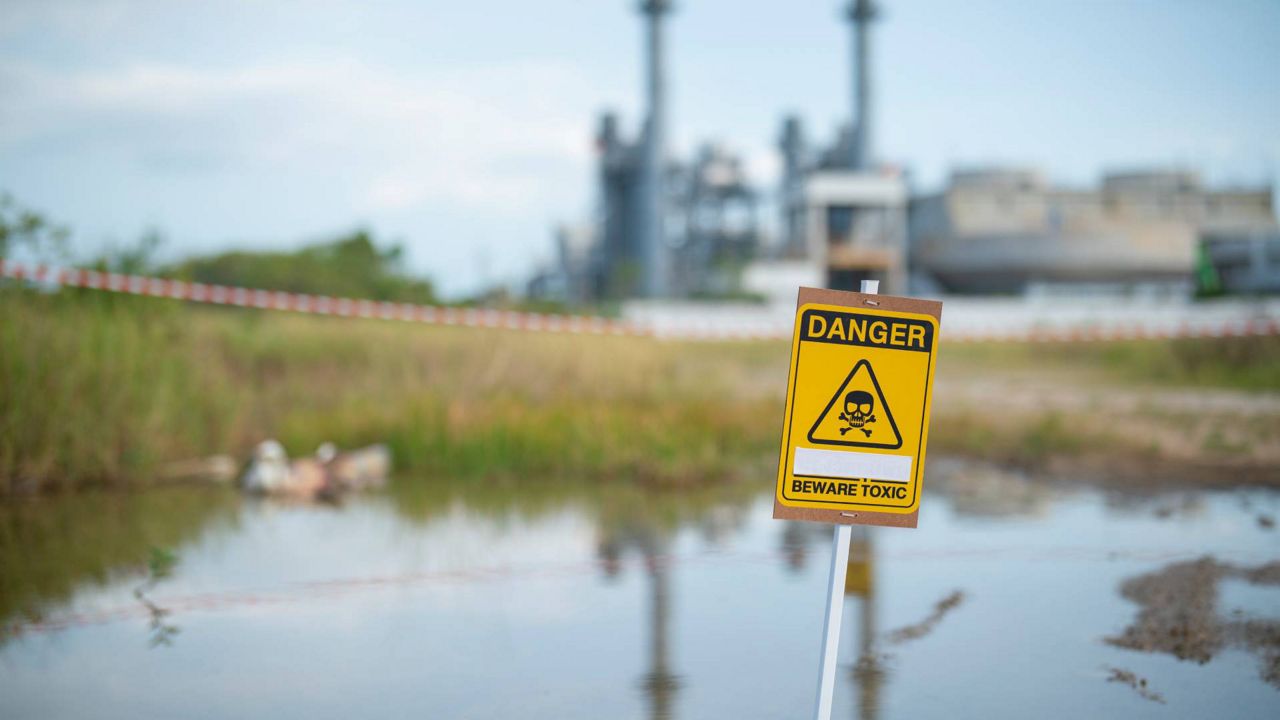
772,286,944,530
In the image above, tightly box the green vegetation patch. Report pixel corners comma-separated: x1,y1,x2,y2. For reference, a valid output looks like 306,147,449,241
0,289,785,493
943,336,1280,391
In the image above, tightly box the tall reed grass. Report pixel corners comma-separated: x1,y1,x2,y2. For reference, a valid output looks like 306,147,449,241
4,287,1275,493
1,288,787,493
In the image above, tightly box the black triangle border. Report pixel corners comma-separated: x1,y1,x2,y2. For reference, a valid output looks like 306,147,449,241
805,358,903,450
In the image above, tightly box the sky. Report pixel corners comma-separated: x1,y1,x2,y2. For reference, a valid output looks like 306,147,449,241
1,0,1277,297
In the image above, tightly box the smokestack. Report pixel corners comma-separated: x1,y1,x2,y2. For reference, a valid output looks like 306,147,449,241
639,0,672,297
846,0,878,171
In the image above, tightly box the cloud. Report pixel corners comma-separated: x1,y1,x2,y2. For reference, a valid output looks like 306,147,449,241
0,55,595,213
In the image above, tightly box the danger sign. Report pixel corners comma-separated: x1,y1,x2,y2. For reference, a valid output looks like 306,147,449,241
774,287,942,529
808,359,901,447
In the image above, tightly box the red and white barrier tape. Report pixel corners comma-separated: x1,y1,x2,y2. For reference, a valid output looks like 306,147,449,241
0,259,649,337
3,259,1277,342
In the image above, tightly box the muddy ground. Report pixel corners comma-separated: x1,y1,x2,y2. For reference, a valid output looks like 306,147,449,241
1107,558,1280,689
931,361,1280,490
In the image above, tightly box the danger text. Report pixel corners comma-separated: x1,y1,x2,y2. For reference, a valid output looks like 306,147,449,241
800,309,933,352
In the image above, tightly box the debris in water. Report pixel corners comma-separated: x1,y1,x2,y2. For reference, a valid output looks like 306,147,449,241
316,442,391,493
887,590,965,644
240,440,391,500
1259,514,1275,530
1105,667,1165,704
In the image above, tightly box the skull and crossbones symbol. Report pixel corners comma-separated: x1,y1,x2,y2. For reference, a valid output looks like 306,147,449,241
838,390,876,437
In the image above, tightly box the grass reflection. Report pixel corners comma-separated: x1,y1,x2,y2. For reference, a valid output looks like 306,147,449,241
0,486,237,633
385,471,766,541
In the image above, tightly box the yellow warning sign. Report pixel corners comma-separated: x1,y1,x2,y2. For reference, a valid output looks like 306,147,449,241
807,359,901,449
774,293,941,524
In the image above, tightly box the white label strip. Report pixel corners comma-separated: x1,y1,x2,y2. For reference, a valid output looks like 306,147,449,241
794,447,912,483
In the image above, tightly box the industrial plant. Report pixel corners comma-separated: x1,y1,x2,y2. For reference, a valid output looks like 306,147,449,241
527,0,764,302
527,1,1278,303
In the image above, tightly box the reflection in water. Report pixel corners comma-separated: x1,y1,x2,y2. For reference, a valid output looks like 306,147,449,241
0,486,237,637
780,521,884,720
3,474,1278,719
643,552,678,720
597,501,681,720
846,527,882,720
781,520,831,572
926,458,1057,519
132,547,180,648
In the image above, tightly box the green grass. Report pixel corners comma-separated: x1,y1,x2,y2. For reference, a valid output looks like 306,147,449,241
0,288,787,493
1200,428,1254,456
941,336,1280,391
4,287,1276,492
926,409,1125,467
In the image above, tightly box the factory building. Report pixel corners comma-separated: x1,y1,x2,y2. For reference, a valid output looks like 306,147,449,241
775,0,1277,299
776,0,910,295
594,121,762,299
1199,229,1280,296
531,1,1277,303
531,139,762,302
909,169,1278,294
787,0,1278,298
670,144,762,297
525,224,596,303
528,1,763,304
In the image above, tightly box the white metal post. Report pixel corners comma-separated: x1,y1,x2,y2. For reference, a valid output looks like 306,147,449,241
812,278,879,720
813,523,853,720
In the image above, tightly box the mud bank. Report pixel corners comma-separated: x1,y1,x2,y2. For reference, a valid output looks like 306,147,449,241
1107,557,1280,689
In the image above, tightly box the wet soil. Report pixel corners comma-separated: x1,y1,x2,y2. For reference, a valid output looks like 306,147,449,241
1107,557,1280,689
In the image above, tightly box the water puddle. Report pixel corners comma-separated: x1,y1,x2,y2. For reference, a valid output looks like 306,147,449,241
1,463,1277,719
